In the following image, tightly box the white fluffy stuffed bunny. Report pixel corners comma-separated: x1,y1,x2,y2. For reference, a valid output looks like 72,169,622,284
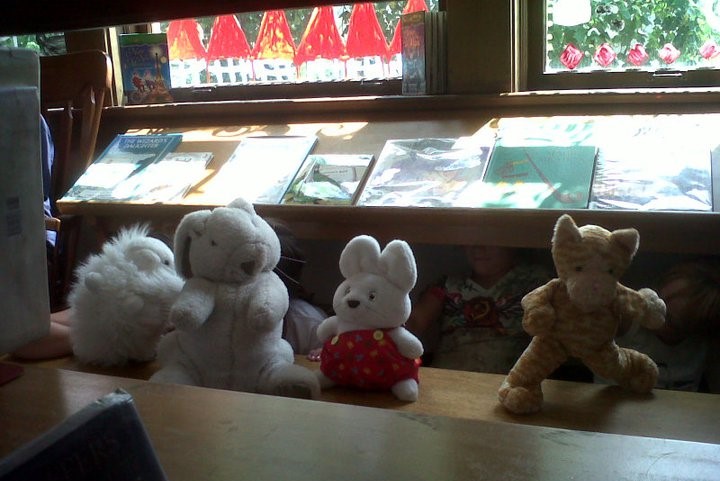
149,197,320,399
69,225,183,366
316,235,423,401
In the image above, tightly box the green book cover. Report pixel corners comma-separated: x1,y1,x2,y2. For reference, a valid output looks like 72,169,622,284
480,145,598,209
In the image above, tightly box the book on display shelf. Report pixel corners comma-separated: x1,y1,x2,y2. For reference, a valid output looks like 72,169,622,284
61,133,183,202
479,144,598,210
588,114,714,212
357,137,493,207
205,135,318,205
490,113,716,211
281,153,375,205
111,151,214,203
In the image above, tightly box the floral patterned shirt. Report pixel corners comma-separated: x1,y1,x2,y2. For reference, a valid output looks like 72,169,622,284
428,263,551,374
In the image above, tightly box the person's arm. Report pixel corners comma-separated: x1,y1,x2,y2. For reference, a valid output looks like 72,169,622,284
406,287,445,337
11,320,72,360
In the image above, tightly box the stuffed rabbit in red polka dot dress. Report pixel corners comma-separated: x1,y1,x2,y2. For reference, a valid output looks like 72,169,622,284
316,235,424,401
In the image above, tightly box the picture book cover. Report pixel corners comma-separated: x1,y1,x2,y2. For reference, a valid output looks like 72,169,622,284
588,114,715,212
281,154,375,205
356,137,493,208
206,135,318,205
61,133,183,202
401,11,431,95
111,151,214,203
479,144,598,210
119,33,174,105
0,390,167,481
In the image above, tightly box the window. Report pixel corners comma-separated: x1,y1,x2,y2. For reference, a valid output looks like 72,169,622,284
0,33,66,56
523,0,720,90
115,1,438,102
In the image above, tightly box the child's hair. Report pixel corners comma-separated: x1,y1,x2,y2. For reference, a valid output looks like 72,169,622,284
265,218,311,300
660,257,720,336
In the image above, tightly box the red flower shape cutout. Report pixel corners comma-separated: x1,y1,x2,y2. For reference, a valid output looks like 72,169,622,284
627,43,649,66
560,43,583,70
658,43,681,64
593,43,616,67
700,40,720,60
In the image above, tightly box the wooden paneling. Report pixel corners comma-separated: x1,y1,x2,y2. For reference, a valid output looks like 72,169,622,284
447,0,512,94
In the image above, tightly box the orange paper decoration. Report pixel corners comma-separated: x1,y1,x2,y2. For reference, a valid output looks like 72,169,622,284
251,10,297,61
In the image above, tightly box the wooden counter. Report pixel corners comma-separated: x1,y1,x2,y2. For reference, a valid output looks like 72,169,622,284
8,355,720,445
1,364,718,481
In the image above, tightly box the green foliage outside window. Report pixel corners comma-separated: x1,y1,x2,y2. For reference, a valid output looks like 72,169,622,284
547,0,718,70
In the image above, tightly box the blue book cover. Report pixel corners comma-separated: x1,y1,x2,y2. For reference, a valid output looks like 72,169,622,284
119,33,174,105
62,133,183,201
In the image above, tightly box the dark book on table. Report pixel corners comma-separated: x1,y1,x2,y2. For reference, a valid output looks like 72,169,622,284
480,144,598,210
119,33,174,105
0,389,167,481
61,133,183,202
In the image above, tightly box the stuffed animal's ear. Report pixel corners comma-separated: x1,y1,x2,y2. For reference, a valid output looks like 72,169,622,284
227,197,255,214
379,240,417,292
339,235,381,278
552,214,582,247
127,247,161,272
173,210,210,279
610,227,639,258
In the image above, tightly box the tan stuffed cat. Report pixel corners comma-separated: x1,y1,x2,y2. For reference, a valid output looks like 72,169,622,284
498,214,666,414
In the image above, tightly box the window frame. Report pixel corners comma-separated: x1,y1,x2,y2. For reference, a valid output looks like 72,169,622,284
107,3,420,104
522,0,720,92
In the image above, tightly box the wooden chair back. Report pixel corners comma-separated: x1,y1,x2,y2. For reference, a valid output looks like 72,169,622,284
40,50,112,310
40,50,112,203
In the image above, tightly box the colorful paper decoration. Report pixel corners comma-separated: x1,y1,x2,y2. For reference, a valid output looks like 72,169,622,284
295,6,347,64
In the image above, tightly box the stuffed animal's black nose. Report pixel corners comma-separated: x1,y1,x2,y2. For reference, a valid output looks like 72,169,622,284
347,299,360,308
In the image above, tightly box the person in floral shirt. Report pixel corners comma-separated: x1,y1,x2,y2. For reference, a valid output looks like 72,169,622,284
406,245,551,374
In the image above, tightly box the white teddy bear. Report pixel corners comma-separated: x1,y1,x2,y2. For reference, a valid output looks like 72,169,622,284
316,235,424,401
149,197,320,399
69,225,184,366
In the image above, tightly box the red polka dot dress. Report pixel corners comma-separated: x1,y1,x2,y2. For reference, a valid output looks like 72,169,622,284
320,328,421,390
